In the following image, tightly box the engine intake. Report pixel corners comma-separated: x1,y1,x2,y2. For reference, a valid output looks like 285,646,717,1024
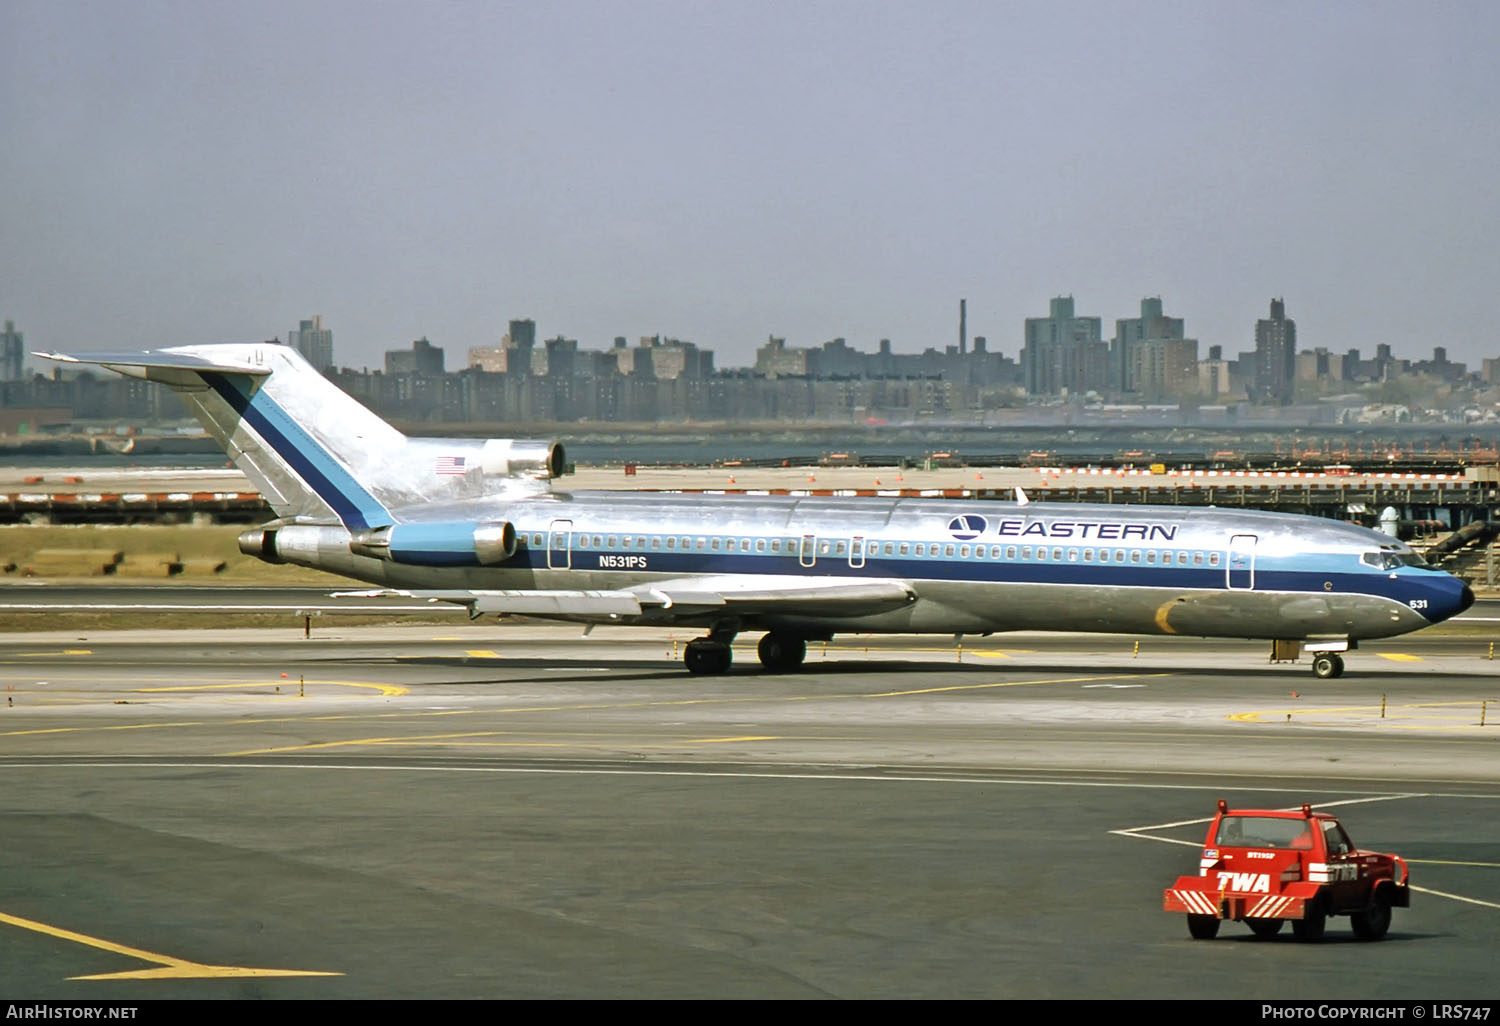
479,439,566,480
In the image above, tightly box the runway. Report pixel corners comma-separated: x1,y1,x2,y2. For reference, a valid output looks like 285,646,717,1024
1,622,1498,998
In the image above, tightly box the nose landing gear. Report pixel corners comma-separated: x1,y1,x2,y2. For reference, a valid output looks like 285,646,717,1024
1311,653,1345,679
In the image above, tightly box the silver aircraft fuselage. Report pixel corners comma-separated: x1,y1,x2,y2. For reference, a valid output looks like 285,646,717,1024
267,490,1473,642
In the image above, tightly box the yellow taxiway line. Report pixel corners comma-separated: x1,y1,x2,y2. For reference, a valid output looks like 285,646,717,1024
0,909,340,980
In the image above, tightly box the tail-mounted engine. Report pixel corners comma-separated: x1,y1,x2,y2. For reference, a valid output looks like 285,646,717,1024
347,522,519,566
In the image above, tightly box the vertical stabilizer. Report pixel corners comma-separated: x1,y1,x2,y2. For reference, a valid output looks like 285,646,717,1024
40,343,400,528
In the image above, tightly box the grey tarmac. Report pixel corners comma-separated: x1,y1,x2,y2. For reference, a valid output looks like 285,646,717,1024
0,619,1498,999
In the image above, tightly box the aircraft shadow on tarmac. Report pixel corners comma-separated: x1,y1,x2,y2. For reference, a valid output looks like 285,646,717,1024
303,653,1452,686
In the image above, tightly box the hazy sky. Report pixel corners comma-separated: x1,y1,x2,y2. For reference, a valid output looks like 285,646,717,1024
5,0,1499,371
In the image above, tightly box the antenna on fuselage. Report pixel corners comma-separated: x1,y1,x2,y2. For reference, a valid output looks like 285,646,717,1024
1016,486,1030,507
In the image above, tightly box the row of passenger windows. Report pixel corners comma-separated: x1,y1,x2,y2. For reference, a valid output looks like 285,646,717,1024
522,532,1224,567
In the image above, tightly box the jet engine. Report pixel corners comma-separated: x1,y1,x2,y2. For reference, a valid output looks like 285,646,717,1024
476,438,566,479
347,521,519,566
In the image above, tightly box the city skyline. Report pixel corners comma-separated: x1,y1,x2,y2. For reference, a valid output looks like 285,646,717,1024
5,2,1499,369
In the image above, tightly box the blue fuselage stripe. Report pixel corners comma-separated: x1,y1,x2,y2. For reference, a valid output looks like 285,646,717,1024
202,372,390,530
477,544,1452,611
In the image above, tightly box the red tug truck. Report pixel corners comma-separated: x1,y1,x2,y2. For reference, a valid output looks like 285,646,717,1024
1163,800,1409,941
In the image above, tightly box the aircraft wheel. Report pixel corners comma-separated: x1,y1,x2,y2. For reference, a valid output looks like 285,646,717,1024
1312,653,1345,679
1186,915,1220,940
757,633,807,672
684,640,732,676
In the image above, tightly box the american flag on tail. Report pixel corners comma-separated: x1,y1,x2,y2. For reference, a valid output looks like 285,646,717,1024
435,456,467,476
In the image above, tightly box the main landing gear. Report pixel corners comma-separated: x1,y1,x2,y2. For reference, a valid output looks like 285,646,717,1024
683,636,733,676
681,631,811,675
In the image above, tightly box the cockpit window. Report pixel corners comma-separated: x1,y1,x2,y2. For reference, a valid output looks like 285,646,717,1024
1364,551,1430,570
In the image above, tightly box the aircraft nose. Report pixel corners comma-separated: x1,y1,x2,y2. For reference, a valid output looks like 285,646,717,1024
1460,584,1476,613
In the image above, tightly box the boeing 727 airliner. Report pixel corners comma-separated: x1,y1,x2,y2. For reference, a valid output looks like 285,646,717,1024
39,343,1474,678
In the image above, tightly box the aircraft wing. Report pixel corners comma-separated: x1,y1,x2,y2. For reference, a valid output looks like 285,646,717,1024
343,575,917,621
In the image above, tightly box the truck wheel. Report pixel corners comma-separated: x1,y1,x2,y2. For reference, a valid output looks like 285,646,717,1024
1187,915,1220,940
1292,901,1327,942
1247,917,1284,939
1351,895,1392,941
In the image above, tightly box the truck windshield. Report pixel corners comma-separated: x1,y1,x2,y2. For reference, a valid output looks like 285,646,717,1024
1214,816,1315,850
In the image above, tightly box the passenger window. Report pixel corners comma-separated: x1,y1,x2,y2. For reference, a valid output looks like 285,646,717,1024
835,542,847,555
1067,549,1078,562
1036,548,1047,562
1194,551,1203,566
1083,548,1093,561
695,538,705,551
1006,546,1017,560
756,539,766,553
945,544,955,557
900,543,910,556
1209,552,1220,566
1131,550,1142,564
666,537,676,549
710,538,721,551
1051,548,1062,561
820,541,831,555
532,533,543,546
1146,551,1156,565
959,545,970,558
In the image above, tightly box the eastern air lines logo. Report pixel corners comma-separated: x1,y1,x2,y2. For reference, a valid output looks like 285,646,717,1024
947,514,988,541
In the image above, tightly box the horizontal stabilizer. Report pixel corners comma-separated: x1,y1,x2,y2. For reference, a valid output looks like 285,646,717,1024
36,349,272,377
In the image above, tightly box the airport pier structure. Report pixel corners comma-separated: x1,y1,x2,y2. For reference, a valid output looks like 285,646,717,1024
2,461,1497,530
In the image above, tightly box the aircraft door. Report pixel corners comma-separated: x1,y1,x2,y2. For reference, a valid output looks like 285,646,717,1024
800,534,816,568
849,536,865,569
548,519,573,570
1227,534,1256,590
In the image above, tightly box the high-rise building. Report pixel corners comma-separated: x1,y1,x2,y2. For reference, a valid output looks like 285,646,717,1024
288,315,334,372
1112,297,1187,394
1022,296,1106,396
1,321,23,380
1253,298,1296,403
385,337,445,375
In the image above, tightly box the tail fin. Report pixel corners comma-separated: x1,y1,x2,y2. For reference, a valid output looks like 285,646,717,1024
40,343,402,528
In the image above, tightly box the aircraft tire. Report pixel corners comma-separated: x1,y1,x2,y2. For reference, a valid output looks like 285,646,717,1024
757,633,807,672
685,641,732,676
1312,654,1345,679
